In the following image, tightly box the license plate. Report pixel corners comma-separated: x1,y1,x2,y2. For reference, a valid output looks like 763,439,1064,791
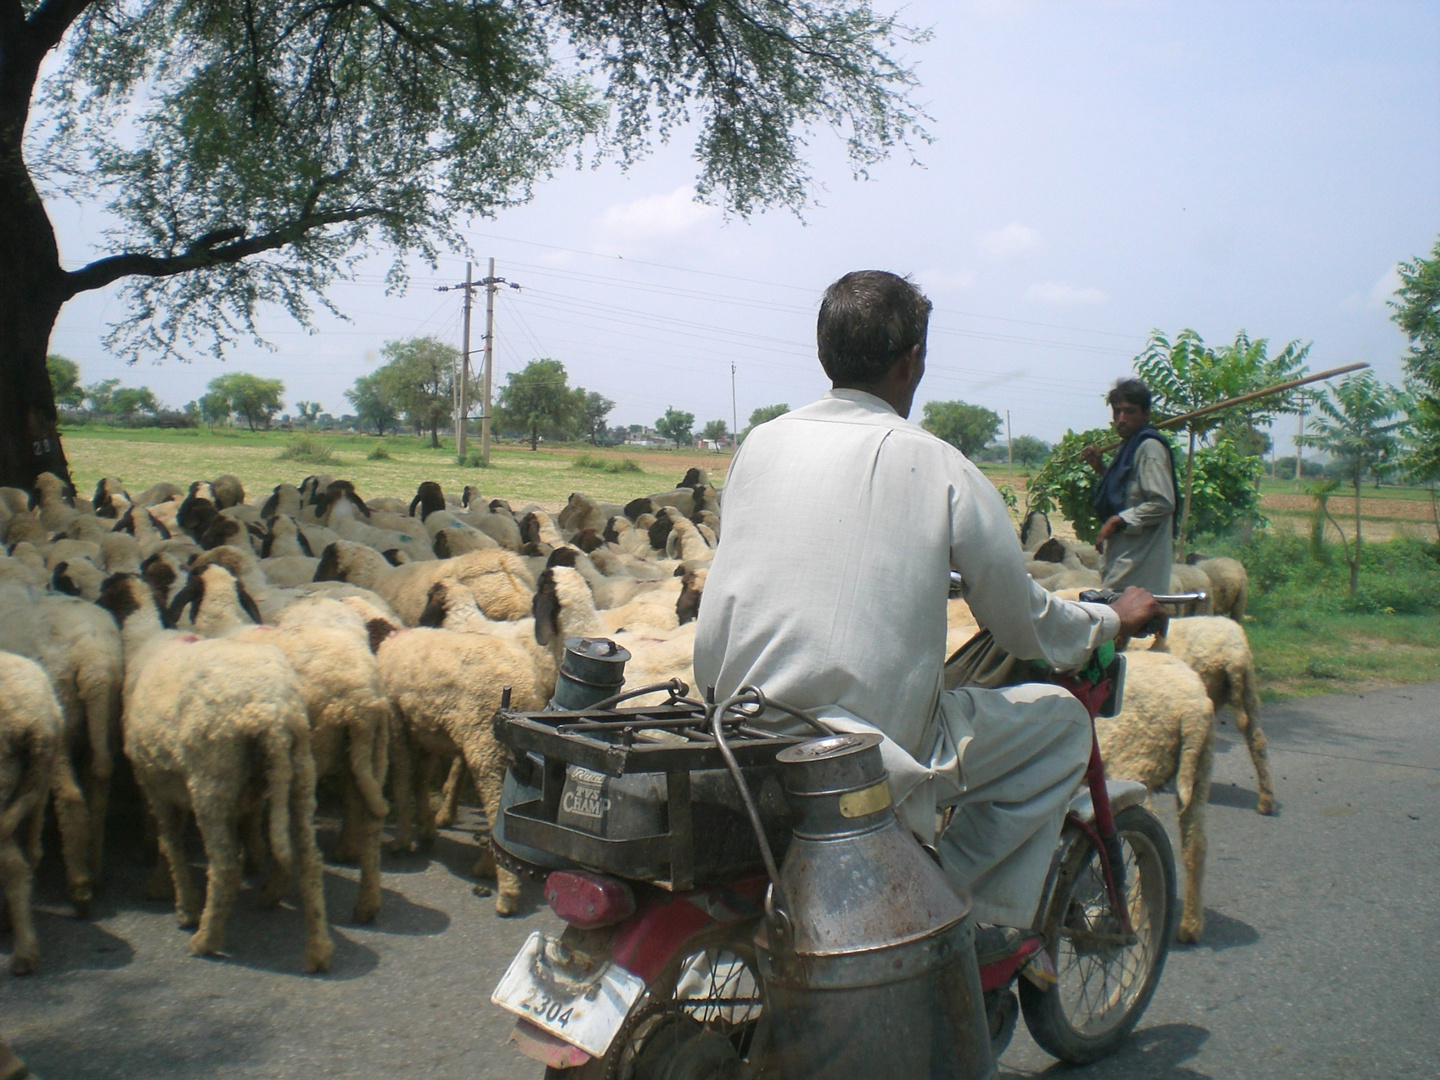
492,931,647,1058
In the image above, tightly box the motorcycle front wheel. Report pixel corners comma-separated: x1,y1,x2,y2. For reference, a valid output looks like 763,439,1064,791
1018,803,1176,1064
545,919,765,1080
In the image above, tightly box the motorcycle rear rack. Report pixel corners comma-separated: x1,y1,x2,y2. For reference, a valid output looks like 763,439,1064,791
495,689,808,891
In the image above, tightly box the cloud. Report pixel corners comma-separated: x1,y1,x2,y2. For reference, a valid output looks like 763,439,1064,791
1026,281,1108,305
1368,265,1401,308
594,186,720,249
979,222,1039,258
921,269,977,293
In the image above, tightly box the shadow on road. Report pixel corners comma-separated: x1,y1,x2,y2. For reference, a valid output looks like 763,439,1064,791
1180,909,1259,952
1002,1022,1212,1079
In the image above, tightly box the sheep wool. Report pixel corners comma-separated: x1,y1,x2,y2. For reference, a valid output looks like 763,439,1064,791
1097,650,1216,944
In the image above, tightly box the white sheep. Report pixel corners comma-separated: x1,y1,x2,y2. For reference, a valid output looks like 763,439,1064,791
0,582,123,883
172,574,393,924
1187,556,1248,622
96,572,333,971
1148,616,1274,814
1169,563,1216,616
1,650,92,974
1097,649,1216,944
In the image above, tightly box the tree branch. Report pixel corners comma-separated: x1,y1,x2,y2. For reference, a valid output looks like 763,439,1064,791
61,206,386,296
25,0,94,54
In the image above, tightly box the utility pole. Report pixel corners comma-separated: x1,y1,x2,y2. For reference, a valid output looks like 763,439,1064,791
438,258,519,467
457,262,473,462
731,362,738,447
482,257,497,467
1006,410,1013,468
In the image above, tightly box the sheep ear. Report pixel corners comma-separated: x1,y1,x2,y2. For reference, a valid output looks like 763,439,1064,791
260,526,275,558
545,546,578,570
409,491,423,517
418,584,449,628
382,548,405,567
433,532,452,560
347,489,371,518
116,507,135,534
532,572,559,645
149,510,172,539
97,574,141,624
296,527,313,557
366,618,398,653
676,585,702,625
260,489,279,517
314,543,340,581
52,563,81,597
165,579,197,628
236,581,264,624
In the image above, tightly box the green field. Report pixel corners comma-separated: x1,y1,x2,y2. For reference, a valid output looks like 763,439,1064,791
56,426,1440,701
60,426,733,509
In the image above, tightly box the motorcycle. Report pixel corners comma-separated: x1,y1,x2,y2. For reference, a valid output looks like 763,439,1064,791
489,591,1198,1078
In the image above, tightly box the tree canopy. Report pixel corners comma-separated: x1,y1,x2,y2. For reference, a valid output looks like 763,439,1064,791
378,337,456,448
656,407,696,448
344,374,401,437
920,400,1001,458
205,373,285,431
47,355,83,408
498,358,575,450
1393,238,1440,483
0,0,928,488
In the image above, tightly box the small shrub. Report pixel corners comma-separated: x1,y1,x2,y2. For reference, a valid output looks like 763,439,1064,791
572,452,643,474
276,435,334,463
367,441,392,461
465,449,489,468
1304,657,1343,679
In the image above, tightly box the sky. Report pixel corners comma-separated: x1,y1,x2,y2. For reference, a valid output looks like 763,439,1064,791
42,0,1440,451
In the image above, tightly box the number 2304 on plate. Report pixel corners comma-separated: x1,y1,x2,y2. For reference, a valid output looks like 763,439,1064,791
492,931,647,1058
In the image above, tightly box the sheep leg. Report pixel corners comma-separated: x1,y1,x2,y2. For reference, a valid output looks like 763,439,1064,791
288,745,334,973
435,757,465,828
462,743,520,917
414,752,441,852
1234,669,1276,815
83,686,117,882
50,754,94,918
189,797,243,958
1174,735,1214,945
0,790,45,975
153,801,202,928
388,726,418,855
0,833,39,975
350,779,384,926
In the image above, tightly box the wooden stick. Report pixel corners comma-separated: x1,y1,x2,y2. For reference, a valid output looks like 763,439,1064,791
1089,361,1370,456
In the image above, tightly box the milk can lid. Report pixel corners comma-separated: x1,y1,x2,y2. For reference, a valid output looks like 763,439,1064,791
775,732,885,794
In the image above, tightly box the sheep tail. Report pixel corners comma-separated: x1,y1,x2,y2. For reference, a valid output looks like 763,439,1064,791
348,702,391,820
0,730,51,842
259,726,295,877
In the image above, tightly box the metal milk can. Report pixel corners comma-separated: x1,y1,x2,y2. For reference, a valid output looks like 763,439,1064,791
755,733,994,1080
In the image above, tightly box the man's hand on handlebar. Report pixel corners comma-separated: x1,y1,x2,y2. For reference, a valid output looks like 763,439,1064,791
1110,586,1168,641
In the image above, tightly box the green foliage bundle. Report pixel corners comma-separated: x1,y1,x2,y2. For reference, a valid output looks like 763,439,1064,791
366,441,392,461
277,435,333,463
1392,238,1440,489
573,454,643,474
1027,428,1262,544
498,358,576,451
206,373,285,431
739,404,790,443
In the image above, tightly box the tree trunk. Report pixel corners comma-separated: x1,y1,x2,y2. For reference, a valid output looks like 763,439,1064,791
1176,427,1197,561
0,88,73,490
1351,473,1362,595
430,419,439,449
530,421,538,451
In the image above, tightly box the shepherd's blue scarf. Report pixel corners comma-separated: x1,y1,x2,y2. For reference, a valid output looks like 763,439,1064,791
1093,427,1179,537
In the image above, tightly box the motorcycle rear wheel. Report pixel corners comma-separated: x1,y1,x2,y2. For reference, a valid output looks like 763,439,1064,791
1019,804,1176,1064
544,919,765,1080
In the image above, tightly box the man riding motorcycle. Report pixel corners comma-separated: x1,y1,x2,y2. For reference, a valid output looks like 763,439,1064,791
693,270,1164,938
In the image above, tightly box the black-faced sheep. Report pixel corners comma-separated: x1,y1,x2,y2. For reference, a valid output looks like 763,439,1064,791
314,539,535,624
377,568,603,913
96,573,333,971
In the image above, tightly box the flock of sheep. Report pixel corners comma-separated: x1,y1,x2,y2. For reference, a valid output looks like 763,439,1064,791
0,463,1270,982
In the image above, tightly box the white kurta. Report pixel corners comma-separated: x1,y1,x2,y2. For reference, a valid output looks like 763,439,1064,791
694,390,1121,925
1101,437,1177,594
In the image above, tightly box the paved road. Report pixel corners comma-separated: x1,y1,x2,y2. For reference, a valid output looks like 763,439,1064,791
3,682,1437,1079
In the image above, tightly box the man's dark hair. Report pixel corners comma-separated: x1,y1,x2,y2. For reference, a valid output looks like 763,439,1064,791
1107,377,1151,412
817,271,932,383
